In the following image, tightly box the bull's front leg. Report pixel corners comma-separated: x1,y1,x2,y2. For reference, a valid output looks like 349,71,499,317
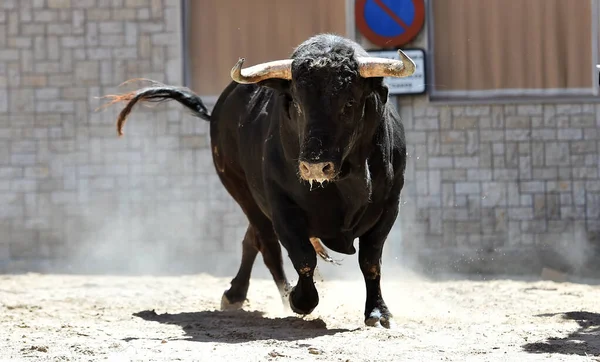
270,199,318,315
358,192,401,329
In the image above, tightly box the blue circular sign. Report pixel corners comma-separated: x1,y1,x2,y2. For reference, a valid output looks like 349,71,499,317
356,0,425,48
364,0,416,37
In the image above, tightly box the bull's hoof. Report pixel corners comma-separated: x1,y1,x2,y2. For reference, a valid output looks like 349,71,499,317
220,293,245,311
279,287,292,313
365,308,394,329
288,286,318,315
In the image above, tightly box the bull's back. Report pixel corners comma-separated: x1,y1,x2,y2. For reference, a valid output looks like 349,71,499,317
209,82,277,205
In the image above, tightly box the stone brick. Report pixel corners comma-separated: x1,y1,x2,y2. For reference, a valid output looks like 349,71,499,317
75,61,99,81
531,117,543,128
415,171,428,195
504,142,518,167
99,21,124,34
441,131,465,144
505,116,530,128
428,170,441,195
532,168,558,180
455,182,480,195
520,181,545,193
479,144,492,167
546,192,561,219
521,220,547,233
517,105,542,116
453,117,477,129
8,37,32,48
584,128,599,140
570,155,585,167
0,49,19,61
556,104,582,114
455,221,481,234
0,89,7,112
87,9,112,21
429,209,442,234
33,10,57,22
493,169,518,180
481,182,506,207
443,208,468,221
467,169,492,181
440,144,465,155
558,128,583,140
519,156,531,179
113,47,137,59
520,195,532,207
545,142,570,166
586,193,600,219
480,130,504,142
22,76,47,87
572,167,598,180
428,156,453,169
515,142,533,155
19,49,33,72
414,117,439,130
508,208,534,221
48,0,72,8
21,23,45,35
505,129,531,141
47,24,72,35
570,115,595,128
125,0,147,7
491,106,504,128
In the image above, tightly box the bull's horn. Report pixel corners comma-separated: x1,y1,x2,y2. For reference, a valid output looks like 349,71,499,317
230,58,293,84
357,49,416,78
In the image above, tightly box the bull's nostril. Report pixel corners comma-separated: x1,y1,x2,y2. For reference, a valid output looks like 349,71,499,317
300,162,310,175
299,161,335,181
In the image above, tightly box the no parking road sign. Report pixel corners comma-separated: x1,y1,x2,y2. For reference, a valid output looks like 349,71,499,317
356,0,425,48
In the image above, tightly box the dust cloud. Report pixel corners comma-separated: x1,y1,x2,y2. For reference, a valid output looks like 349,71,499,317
50,89,598,291
56,93,243,278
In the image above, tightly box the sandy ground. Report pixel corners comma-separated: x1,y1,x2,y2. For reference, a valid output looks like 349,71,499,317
1,270,600,362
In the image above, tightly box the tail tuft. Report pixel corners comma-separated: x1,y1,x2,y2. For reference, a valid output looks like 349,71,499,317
98,79,211,137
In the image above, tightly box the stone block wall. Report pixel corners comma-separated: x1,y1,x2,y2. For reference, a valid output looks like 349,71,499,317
396,100,600,274
0,0,247,274
383,28,600,276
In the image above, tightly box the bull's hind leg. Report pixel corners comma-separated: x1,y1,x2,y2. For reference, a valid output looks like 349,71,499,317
221,225,259,310
214,147,290,310
217,171,290,310
221,221,291,310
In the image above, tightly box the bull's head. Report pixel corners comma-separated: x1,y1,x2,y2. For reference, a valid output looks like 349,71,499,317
230,42,415,186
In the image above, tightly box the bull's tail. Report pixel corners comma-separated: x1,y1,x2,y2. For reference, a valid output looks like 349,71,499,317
98,79,211,137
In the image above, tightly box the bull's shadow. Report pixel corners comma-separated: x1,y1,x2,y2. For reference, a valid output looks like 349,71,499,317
522,311,600,356
129,309,354,343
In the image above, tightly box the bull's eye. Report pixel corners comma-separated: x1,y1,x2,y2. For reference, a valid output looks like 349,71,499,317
343,100,355,113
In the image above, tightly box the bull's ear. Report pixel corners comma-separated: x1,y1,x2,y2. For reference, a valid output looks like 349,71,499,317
364,78,388,121
258,79,291,93
370,78,389,104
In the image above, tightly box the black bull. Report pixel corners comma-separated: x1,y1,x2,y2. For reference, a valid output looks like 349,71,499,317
102,34,415,328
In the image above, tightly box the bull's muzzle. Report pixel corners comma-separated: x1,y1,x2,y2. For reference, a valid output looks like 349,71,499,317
299,161,335,184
